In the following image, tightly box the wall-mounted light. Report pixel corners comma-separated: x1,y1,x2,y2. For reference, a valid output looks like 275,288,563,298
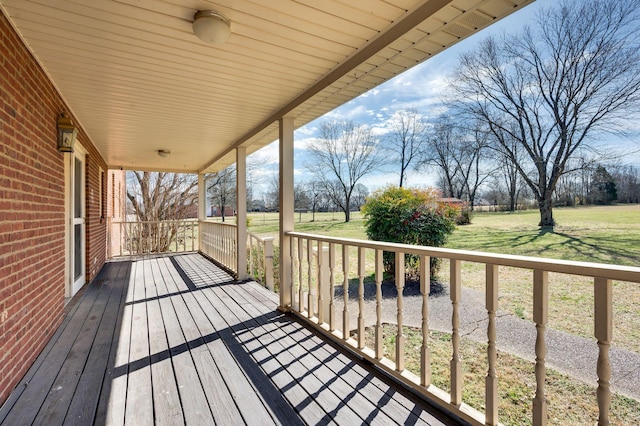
57,113,77,152
158,149,171,158
193,10,231,44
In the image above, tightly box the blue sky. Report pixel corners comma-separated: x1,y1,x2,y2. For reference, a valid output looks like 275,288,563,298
247,0,639,197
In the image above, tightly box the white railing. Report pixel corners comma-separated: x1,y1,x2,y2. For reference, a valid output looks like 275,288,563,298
108,219,198,257
199,220,237,275
248,232,275,291
285,231,640,426
198,221,276,287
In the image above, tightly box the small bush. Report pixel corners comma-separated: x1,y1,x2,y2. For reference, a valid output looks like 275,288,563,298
456,208,473,225
362,186,459,278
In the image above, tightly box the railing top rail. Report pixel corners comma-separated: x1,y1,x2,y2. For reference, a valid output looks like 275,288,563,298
199,219,237,228
111,219,198,224
287,231,640,283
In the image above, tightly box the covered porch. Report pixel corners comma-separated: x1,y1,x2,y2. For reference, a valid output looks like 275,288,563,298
0,253,455,425
6,1,637,425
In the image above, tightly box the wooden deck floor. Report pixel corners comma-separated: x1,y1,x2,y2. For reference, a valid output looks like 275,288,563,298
0,253,459,425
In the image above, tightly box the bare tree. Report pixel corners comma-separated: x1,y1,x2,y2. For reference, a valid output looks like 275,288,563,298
420,116,493,209
351,183,369,210
493,131,527,212
294,183,310,222
384,109,428,187
307,119,382,222
126,171,198,252
265,173,279,211
453,123,494,210
420,116,464,198
450,0,640,227
206,165,236,222
305,181,324,222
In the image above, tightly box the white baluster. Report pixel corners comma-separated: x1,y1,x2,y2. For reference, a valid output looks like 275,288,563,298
486,264,498,425
396,251,405,371
375,249,383,360
329,243,336,331
420,255,431,386
450,259,461,406
317,241,324,324
358,246,365,349
298,237,304,312
594,277,612,426
533,269,548,426
342,244,350,340
290,236,297,310
307,239,313,318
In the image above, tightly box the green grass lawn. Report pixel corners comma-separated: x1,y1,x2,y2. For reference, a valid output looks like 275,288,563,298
447,205,640,266
249,205,640,266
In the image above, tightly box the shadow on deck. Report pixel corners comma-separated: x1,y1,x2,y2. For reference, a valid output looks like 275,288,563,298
0,253,461,425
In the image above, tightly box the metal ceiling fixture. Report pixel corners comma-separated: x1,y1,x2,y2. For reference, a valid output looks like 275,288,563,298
193,10,231,44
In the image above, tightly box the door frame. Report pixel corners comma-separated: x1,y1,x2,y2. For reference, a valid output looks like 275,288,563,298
64,142,87,298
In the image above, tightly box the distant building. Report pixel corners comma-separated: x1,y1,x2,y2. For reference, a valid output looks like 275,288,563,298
250,199,266,212
438,197,465,206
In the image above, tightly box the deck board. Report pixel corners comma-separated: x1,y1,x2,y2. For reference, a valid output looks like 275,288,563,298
65,261,129,424
156,257,217,425
3,268,107,425
125,261,154,426
0,253,458,426
146,259,184,425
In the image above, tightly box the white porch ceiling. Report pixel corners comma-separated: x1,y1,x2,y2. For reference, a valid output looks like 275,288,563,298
0,0,533,173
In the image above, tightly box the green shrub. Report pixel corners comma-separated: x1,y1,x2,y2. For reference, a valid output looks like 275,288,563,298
361,186,458,278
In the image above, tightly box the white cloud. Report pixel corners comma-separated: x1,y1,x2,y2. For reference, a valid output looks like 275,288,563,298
294,136,323,151
248,141,278,166
295,125,317,136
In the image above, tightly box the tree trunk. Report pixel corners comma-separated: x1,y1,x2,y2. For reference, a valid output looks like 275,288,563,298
538,195,555,228
508,190,516,212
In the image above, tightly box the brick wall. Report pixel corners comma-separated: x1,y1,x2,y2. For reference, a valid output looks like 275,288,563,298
0,12,107,406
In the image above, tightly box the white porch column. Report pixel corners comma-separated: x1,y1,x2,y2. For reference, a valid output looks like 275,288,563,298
236,147,247,280
198,173,206,252
279,117,294,310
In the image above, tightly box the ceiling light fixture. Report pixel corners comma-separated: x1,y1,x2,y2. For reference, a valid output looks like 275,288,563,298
157,149,171,157
193,10,231,44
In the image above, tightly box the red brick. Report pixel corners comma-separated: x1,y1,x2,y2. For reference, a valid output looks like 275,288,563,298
0,11,107,406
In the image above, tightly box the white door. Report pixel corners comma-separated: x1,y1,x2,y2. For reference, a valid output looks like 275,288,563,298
69,146,86,296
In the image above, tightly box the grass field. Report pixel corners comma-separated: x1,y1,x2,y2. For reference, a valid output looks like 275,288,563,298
248,205,640,265
246,205,640,423
447,205,640,266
